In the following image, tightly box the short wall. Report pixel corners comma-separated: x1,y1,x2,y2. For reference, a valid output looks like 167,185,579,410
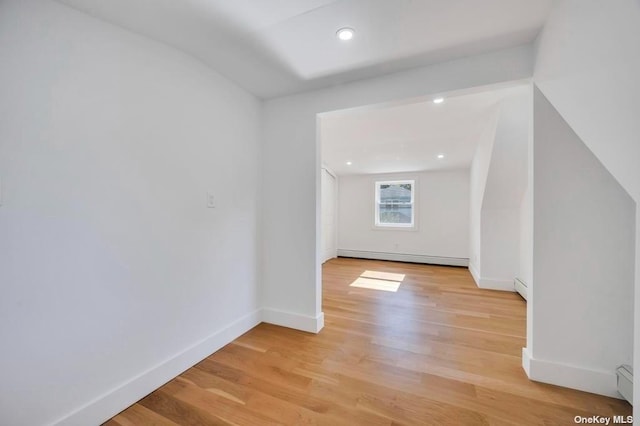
338,170,470,262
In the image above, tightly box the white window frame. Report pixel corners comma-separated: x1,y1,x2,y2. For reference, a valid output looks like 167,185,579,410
374,179,416,229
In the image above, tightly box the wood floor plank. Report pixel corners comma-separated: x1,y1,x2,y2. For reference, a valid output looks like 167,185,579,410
105,258,631,425
103,404,180,426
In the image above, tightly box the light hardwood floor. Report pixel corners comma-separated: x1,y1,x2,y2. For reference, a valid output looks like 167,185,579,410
105,257,631,425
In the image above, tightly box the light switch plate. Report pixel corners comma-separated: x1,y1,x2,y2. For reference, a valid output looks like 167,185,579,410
206,192,215,208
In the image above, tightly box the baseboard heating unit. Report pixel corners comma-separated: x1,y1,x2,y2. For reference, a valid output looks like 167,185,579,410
337,249,468,267
514,278,528,301
617,365,633,404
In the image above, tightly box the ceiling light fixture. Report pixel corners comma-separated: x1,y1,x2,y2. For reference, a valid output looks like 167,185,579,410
433,97,444,104
336,28,355,41
346,161,353,165
437,154,445,159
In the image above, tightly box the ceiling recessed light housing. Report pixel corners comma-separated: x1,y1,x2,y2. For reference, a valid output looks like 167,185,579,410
437,154,445,159
337,28,354,41
346,161,353,165
433,97,444,104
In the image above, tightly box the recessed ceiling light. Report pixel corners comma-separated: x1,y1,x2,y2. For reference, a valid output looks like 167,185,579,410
346,161,353,165
433,97,444,104
336,28,355,41
437,154,445,159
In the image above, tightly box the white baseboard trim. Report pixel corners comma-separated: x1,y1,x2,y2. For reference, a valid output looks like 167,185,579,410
469,263,516,292
337,249,468,267
477,277,515,292
52,307,325,425
321,254,337,264
468,262,480,285
262,308,325,334
514,278,528,300
522,347,622,399
522,347,532,377
53,309,262,426
468,263,516,293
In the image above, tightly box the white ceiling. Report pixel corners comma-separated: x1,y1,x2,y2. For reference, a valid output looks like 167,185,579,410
57,0,554,98
321,85,529,176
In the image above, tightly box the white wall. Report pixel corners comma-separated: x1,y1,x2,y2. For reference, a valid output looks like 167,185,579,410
320,167,338,263
524,87,635,398
469,91,530,291
483,94,529,291
479,208,519,285
337,170,469,263
469,110,499,278
533,0,640,408
262,44,534,327
481,94,530,211
518,184,533,287
0,1,262,425
518,88,534,290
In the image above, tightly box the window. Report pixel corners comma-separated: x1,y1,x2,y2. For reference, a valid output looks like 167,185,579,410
374,180,415,228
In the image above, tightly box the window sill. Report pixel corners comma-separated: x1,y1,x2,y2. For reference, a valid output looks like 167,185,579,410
372,224,418,232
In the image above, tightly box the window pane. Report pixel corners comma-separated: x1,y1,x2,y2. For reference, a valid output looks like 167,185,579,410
377,182,413,225
379,204,412,224
379,183,412,204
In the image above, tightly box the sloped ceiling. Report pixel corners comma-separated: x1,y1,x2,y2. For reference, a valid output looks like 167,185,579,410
56,0,554,98
321,84,530,175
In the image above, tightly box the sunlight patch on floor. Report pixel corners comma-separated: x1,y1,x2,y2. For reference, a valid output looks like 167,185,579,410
361,270,405,282
349,270,405,292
